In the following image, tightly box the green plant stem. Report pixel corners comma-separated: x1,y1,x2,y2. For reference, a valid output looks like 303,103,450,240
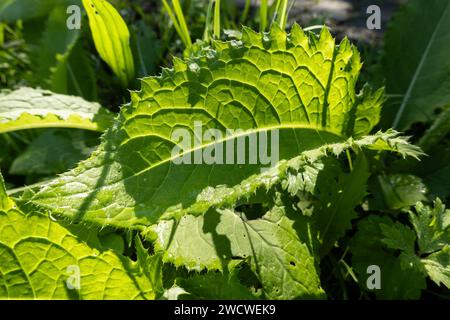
214,0,221,39
346,149,354,172
162,0,192,48
260,0,268,31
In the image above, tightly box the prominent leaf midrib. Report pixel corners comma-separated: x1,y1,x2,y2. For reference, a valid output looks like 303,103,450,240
103,2,129,81
392,0,450,128
117,124,342,186
28,125,341,204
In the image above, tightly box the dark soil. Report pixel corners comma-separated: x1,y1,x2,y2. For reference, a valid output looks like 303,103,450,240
288,0,406,44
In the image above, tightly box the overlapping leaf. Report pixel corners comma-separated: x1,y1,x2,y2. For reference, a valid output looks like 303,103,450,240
0,87,114,133
0,179,161,300
351,200,450,299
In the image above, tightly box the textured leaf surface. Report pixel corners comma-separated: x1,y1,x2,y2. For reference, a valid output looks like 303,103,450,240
383,0,450,130
351,85,385,137
313,153,369,255
373,174,428,210
411,146,450,199
0,88,114,133
20,26,390,230
153,204,325,299
0,208,158,299
82,0,135,86
149,133,420,299
0,172,12,211
422,246,450,288
351,215,426,299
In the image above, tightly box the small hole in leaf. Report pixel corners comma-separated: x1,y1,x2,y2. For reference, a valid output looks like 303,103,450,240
95,11,99,14
290,261,296,267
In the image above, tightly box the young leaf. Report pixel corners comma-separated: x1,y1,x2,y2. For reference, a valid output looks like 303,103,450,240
383,0,450,130
20,25,388,229
0,87,114,133
351,215,426,299
410,199,450,255
9,129,98,176
81,0,135,86
352,200,450,298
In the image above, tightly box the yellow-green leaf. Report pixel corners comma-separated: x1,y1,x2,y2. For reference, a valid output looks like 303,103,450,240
82,0,134,86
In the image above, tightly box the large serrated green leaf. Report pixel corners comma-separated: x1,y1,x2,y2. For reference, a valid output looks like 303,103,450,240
0,87,114,133
20,25,389,230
